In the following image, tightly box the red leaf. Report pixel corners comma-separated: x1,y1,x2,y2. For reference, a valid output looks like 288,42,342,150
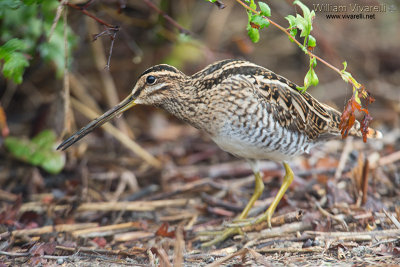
155,222,175,238
249,22,260,29
339,87,375,143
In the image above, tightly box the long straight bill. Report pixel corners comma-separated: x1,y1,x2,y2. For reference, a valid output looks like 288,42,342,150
57,95,136,151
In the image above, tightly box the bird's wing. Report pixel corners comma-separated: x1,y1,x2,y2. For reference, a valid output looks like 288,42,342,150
249,70,343,141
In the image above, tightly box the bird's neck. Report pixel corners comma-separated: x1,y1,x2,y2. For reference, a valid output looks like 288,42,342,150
157,81,214,132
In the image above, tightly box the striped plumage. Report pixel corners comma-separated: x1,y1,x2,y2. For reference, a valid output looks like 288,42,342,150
130,59,379,161
58,59,381,247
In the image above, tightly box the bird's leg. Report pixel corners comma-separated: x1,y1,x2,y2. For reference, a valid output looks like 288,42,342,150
201,165,265,247
236,170,265,220
229,162,294,228
256,162,293,227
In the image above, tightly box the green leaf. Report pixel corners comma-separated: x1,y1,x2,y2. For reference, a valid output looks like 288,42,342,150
32,129,56,149
250,14,270,29
293,0,311,19
285,15,298,41
309,68,319,86
341,61,348,72
0,38,27,57
4,130,65,174
258,2,271,17
294,15,308,37
247,27,260,43
1,52,29,84
308,35,316,48
248,0,256,10
0,0,21,10
41,151,65,174
23,0,44,5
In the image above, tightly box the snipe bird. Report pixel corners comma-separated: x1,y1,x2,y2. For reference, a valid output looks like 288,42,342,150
58,59,382,247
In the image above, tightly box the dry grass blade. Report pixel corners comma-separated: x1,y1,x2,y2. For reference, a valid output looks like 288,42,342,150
71,97,161,167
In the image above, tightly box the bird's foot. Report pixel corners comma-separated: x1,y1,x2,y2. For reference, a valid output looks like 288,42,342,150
199,227,243,248
227,210,272,228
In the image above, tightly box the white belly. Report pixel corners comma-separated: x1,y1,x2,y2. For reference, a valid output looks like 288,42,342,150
211,134,301,162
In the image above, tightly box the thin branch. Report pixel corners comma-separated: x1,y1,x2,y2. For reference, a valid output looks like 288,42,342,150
66,2,118,29
143,0,191,35
49,0,68,41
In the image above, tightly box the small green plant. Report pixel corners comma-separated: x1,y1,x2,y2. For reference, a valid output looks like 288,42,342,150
4,130,66,174
0,0,76,84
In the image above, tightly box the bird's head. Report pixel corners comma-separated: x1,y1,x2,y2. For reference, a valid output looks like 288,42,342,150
57,64,187,150
131,64,187,106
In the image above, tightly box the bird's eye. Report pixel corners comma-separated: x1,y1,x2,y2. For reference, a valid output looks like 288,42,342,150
146,75,156,85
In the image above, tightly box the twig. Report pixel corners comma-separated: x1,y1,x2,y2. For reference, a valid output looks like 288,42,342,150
11,223,98,238
0,189,18,202
245,221,313,245
256,247,323,254
361,157,369,205
315,200,348,231
143,0,191,35
56,245,147,256
383,209,400,229
19,198,195,214
201,192,243,212
61,4,72,138
71,97,161,167
173,224,184,267
71,222,143,238
149,178,225,200
114,231,154,242
242,210,304,232
335,137,353,179
48,0,68,41
205,248,250,267
150,247,172,267
66,2,117,29
76,198,195,212
0,250,30,257
159,212,199,222
378,150,400,167
305,229,400,239
86,18,130,136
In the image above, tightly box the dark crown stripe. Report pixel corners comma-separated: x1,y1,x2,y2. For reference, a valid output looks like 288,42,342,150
141,64,179,77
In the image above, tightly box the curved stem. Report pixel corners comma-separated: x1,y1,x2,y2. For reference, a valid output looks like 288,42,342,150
235,0,359,89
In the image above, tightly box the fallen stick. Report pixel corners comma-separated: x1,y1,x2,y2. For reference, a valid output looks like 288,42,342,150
19,198,196,214
72,222,143,238
256,247,324,254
